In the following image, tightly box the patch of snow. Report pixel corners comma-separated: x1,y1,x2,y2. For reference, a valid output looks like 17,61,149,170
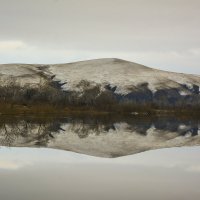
131,112,139,115
179,90,190,96
185,132,192,138
113,122,130,131
179,124,188,130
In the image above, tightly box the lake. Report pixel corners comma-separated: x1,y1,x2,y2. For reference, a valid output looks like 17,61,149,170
0,115,200,200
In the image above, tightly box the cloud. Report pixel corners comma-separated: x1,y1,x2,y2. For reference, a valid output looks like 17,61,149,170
0,161,22,170
0,0,200,72
0,40,26,51
186,165,200,173
189,48,200,56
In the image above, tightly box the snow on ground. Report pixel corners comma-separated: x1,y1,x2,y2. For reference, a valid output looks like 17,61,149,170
0,58,200,94
0,64,45,87
47,58,200,94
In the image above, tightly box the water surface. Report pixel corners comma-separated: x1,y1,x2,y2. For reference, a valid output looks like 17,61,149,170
0,115,200,200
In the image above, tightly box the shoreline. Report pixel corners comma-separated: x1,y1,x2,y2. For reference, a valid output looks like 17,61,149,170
0,104,200,119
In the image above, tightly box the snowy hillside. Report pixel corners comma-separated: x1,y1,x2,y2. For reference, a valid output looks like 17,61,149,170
49,58,200,94
0,58,200,108
1,58,200,92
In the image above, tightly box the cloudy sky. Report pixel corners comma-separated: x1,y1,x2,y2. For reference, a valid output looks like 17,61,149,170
0,0,200,74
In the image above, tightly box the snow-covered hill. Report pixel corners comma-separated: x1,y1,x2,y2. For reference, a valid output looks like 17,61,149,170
49,58,200,94
0,58,200,107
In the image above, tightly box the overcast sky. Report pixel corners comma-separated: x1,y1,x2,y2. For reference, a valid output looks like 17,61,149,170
0,0,200,74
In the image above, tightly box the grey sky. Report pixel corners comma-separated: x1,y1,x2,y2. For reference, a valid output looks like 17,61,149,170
0,0,200,74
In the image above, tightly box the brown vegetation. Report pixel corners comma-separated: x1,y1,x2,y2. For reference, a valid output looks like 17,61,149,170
0,79,200,117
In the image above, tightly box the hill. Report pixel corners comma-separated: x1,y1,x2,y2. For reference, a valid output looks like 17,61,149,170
0,58,200,113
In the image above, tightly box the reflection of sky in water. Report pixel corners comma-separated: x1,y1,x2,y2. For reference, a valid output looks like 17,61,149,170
0,147,200,200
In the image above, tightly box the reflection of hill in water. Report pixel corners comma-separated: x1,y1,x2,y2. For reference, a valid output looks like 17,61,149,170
0,116,200,157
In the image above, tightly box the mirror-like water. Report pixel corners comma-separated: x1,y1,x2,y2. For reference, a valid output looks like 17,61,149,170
0,115,200,157
0,115,200,200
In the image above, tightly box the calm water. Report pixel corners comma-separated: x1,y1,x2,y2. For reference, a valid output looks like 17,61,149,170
0,115,200,200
